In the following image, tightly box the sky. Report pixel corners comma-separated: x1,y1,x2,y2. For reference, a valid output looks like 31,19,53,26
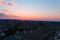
0,0,60,21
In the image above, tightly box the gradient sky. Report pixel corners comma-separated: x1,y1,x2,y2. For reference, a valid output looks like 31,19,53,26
0,0,60,21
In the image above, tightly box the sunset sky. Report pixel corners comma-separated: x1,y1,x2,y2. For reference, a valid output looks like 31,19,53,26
0,0,60,21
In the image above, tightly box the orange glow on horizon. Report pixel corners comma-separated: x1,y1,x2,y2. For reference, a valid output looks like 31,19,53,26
1,3,60,20
2,10,60,20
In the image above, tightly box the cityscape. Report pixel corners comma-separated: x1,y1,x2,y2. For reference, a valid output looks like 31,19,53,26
0,19,60,40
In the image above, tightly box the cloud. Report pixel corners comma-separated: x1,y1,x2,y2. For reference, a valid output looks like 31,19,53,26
8,0,15,5
0,0,15,5
0,13,7,17
0,13,20,19
0,0,15,12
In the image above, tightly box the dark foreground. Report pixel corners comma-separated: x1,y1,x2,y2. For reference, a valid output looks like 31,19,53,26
0,19,60,40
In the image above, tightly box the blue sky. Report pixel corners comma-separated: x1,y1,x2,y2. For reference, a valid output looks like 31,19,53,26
15,0,60,16
0,0,60,21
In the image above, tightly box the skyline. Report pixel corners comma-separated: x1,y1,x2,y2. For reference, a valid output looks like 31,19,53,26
0,0,60,21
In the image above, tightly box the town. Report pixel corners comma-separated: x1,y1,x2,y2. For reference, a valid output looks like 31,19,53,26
0,19,60,40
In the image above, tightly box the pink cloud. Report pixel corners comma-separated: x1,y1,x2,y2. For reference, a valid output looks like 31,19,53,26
0,13,21,19
0,0,15,6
